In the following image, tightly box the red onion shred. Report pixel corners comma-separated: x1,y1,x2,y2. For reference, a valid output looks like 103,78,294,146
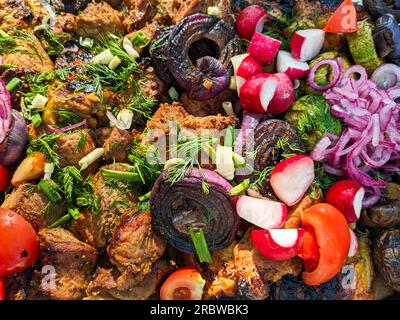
308,59,341,91
311,62,400,208
47,119,87,133
0,79,12,143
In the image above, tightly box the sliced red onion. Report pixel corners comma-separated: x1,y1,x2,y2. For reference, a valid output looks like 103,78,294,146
0,79,12,143
308,59,341,91
234,113,263,155
47,119,87,133
388,86,400,100
371,63,400,90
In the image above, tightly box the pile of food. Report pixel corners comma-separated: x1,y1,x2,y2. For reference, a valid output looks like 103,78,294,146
0,0,399,300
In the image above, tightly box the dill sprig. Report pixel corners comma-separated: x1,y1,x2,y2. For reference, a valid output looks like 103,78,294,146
126,80,157,121
251,165,275,188
76,130,88,151
27,133,61,166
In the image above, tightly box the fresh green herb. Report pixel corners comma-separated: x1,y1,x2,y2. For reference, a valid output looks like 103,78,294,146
229,178,250,196
6,77,22,92
252,166,275,188
138,191,151,202
188,227,213,264
39,179,62,203
101,168,141,182
313,162,338,194
31,113,42,128
27,133,61,166
49,213,72,228
53,109,82,127
125,80,157,122
128,142,163,184
76,130,88,151
40,29,65,56
131,31,151,48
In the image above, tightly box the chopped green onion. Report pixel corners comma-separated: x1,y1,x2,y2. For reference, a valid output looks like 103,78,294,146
135,163,146,184
49,213,72,228
108,55,122,70
122,38,140,59
6,77,21,92
116,108,133,129
91,49,114,64
207,6,222,17
130,31,150,49
101,168,140,182
229,178,250,196
222,101,235,116
31,94,48,111
188,227,213,264
79,148,104,171
232,152,246,168
168,86,179,100
39,179,62,203
76,197,90,206
224,125,235,148
43,162,55,180
79,37,94,48
216,145,235,180
164,158,185,170
68,204,81,220
31,113,42,128
138,191,151,202
229,76,237,90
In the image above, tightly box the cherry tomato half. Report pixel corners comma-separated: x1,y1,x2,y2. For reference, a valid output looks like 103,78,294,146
160,266,205,300
0,208,39,276
300,203,350,286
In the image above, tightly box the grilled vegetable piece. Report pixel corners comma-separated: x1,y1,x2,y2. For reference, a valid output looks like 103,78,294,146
363,0,400,21
373,229,400,292
362,201,400,228
373,14,400,63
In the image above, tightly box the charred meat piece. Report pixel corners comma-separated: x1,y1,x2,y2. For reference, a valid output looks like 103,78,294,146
204,241,238,300
4,269,33,300
69,209,102,248
74,2,125,40
233,229,302,300
90,163,140,248
1,183,65,232
0,68,32,109
107,211,167,280
44,81,116,129
2,31,54,73
54,129,98,171
51,12,78,36
86,260,174,300
50,0,91,15
0,0,48,30
31,228,98,300
123,0,159,30
103,128,139,163
55,47,94,69
145,102,237,142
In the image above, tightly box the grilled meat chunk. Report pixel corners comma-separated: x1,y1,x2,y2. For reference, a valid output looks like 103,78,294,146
31,228,98,300
52,12,77,36
4,269,33,300
2,31,54,73
103,128,139,163
145,102,237,142
50,0,91,15
1,183,65,232
86,260,174,300
54,129,98,173
74,2,125,40
0,0,48,30
88,163,140,248
204,241,238,300
44,81,116,129
233,229,302,300
108,211,167,280
123,0,160,29
55,47,94,69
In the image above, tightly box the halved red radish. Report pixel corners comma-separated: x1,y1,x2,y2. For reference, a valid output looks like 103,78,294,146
239,73,279,113
348,228,358,257
325,180,365,223
236,5,267,40
247,32,281,65
252,228,305,261
270,155,315,206
276,51,310,79
231,54,264,95
236,195,287,229
267,73,295,114
290,29,325,62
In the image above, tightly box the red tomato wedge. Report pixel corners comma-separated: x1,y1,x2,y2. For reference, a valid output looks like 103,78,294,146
0,278,5,300
160,267,205,300
300,203,350,286
0,165,8,191
0,209,39,276
324,0,358,33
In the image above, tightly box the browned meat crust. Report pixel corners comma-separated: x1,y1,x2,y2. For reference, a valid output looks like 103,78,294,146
86,260,175,300
74,2,125,40
107,211,167,279
103,128,139,163
0,0,48,30
31,228,98,300
145,102,237,142
4,269,33,300
1,184,65,231
233,229,302,300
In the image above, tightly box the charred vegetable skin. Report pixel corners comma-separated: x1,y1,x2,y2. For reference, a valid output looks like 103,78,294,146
254,119,305,170
363,201,400,228
373,229,400,292
373,14,400,62
150,169,239,253
167,14,241,101
363,0,400,21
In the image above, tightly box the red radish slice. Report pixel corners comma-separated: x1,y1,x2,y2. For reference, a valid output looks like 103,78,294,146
236,195,287,229
270,155,315,206
247,33,281,65
239,73,279,113
276,50,310,79
231,54,264,95
290,29,325,62
236,5,267,40
267,73,295,114
325,180,365,223
252,228,305,261
348,228,358,257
